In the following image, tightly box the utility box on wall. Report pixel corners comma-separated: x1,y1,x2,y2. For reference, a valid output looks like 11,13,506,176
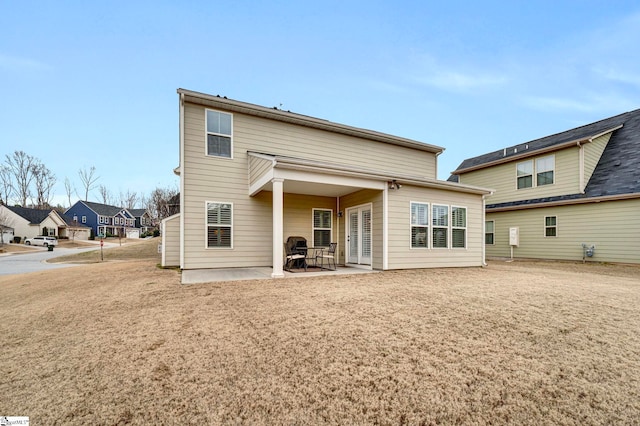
509,227,519,247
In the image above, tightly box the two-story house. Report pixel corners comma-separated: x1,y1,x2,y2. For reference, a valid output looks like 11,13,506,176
65,201,137,238
450,109,640,264
129,208,155,235
162,89,492,279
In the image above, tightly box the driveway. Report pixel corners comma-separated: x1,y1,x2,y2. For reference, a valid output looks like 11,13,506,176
0,245,100,276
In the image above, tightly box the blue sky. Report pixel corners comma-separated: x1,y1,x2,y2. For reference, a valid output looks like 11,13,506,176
2,1,639,207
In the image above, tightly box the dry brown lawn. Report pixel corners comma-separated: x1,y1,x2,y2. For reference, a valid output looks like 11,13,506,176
1,247,639,425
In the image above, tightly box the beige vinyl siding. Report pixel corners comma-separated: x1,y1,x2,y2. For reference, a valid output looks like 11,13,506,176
249,154,273,187
233,112,437,179
182,101,437,269
283,194,336,247
386,185,484,268
0,207,33,239
339,189,383,269
40,216,61,235
162,214,180,267
583,133,612,186
459,147,581,204
486,198,640,263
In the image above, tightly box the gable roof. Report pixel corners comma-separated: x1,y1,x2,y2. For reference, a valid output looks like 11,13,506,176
178,88,444,155
5,206,52,224
59,213,91,228
128,208,148,217
78,201,124,216
451,108,640,207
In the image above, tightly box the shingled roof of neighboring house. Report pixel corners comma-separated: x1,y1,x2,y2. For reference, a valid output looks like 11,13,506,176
128,208,148,217
5,205,52,224
450,108,640,208
81,201,124,216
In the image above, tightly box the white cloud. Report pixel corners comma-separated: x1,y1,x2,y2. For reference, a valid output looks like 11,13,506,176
0,53,51,71
593,67,640,88
416,70,507,92
406,53,508,93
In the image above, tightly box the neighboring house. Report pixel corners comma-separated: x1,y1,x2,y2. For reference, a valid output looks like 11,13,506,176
59,213,92,241
65,201,137,237
129,208,155,235
163,88,492,279
450,109,640,264
0,205,80,240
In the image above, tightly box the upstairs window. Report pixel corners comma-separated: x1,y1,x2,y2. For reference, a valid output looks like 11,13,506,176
517,160,533,189
206,110,232,158
545,216,557,237
432,205,448,248
313,209,332,247
81,216,86,223
536,155,555,186
207,202,232,248
410,202,428,248
451,207,467,248
517,155,555,189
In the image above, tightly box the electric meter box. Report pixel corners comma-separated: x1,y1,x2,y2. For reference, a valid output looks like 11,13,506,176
509,227,519,247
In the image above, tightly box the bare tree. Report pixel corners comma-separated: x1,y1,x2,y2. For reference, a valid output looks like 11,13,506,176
98,184,112,205
5,151,36,206
78,166,99,201
120,189,138,210
146,185,179,223
0,165,13,205
64,177,75,208
32,162,56,209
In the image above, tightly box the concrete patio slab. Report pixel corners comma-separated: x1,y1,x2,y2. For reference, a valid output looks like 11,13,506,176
181,266,377,284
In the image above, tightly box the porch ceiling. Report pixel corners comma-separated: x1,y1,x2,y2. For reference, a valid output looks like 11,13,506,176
260,180,365,197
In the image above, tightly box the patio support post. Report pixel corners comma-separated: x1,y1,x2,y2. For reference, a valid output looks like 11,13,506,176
271,178,285,278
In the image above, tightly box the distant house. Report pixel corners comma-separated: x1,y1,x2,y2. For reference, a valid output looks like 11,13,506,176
129,208,155,235
65,201,151,238
0,205,89,240
450,109,640,264
163,89,492,277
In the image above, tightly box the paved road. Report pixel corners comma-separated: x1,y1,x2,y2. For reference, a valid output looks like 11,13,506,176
0,245,101,276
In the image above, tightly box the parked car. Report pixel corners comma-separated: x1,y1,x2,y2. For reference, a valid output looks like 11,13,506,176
24,236,58,247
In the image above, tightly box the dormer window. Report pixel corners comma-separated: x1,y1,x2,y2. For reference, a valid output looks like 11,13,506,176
516,160,533,189
517,155,554,189
536,155,555,186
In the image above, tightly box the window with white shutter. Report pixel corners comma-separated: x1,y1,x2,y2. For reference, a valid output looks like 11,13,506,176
206,202,232,248
313,209,332,247
432,205,448,248
451,207,466,248
410,202,428,248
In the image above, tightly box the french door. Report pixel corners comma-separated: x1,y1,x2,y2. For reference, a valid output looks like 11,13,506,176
346,205,372,265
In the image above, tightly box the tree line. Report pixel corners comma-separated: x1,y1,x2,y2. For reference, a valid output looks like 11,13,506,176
1,150,178,222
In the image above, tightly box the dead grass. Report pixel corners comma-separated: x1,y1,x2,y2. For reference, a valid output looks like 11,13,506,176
0,259,639,425
48,237,161,263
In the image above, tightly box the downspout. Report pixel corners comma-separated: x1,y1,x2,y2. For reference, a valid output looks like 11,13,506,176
179,92,185,270
578,141,585,193
482,194,487,267
435,150,443,180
